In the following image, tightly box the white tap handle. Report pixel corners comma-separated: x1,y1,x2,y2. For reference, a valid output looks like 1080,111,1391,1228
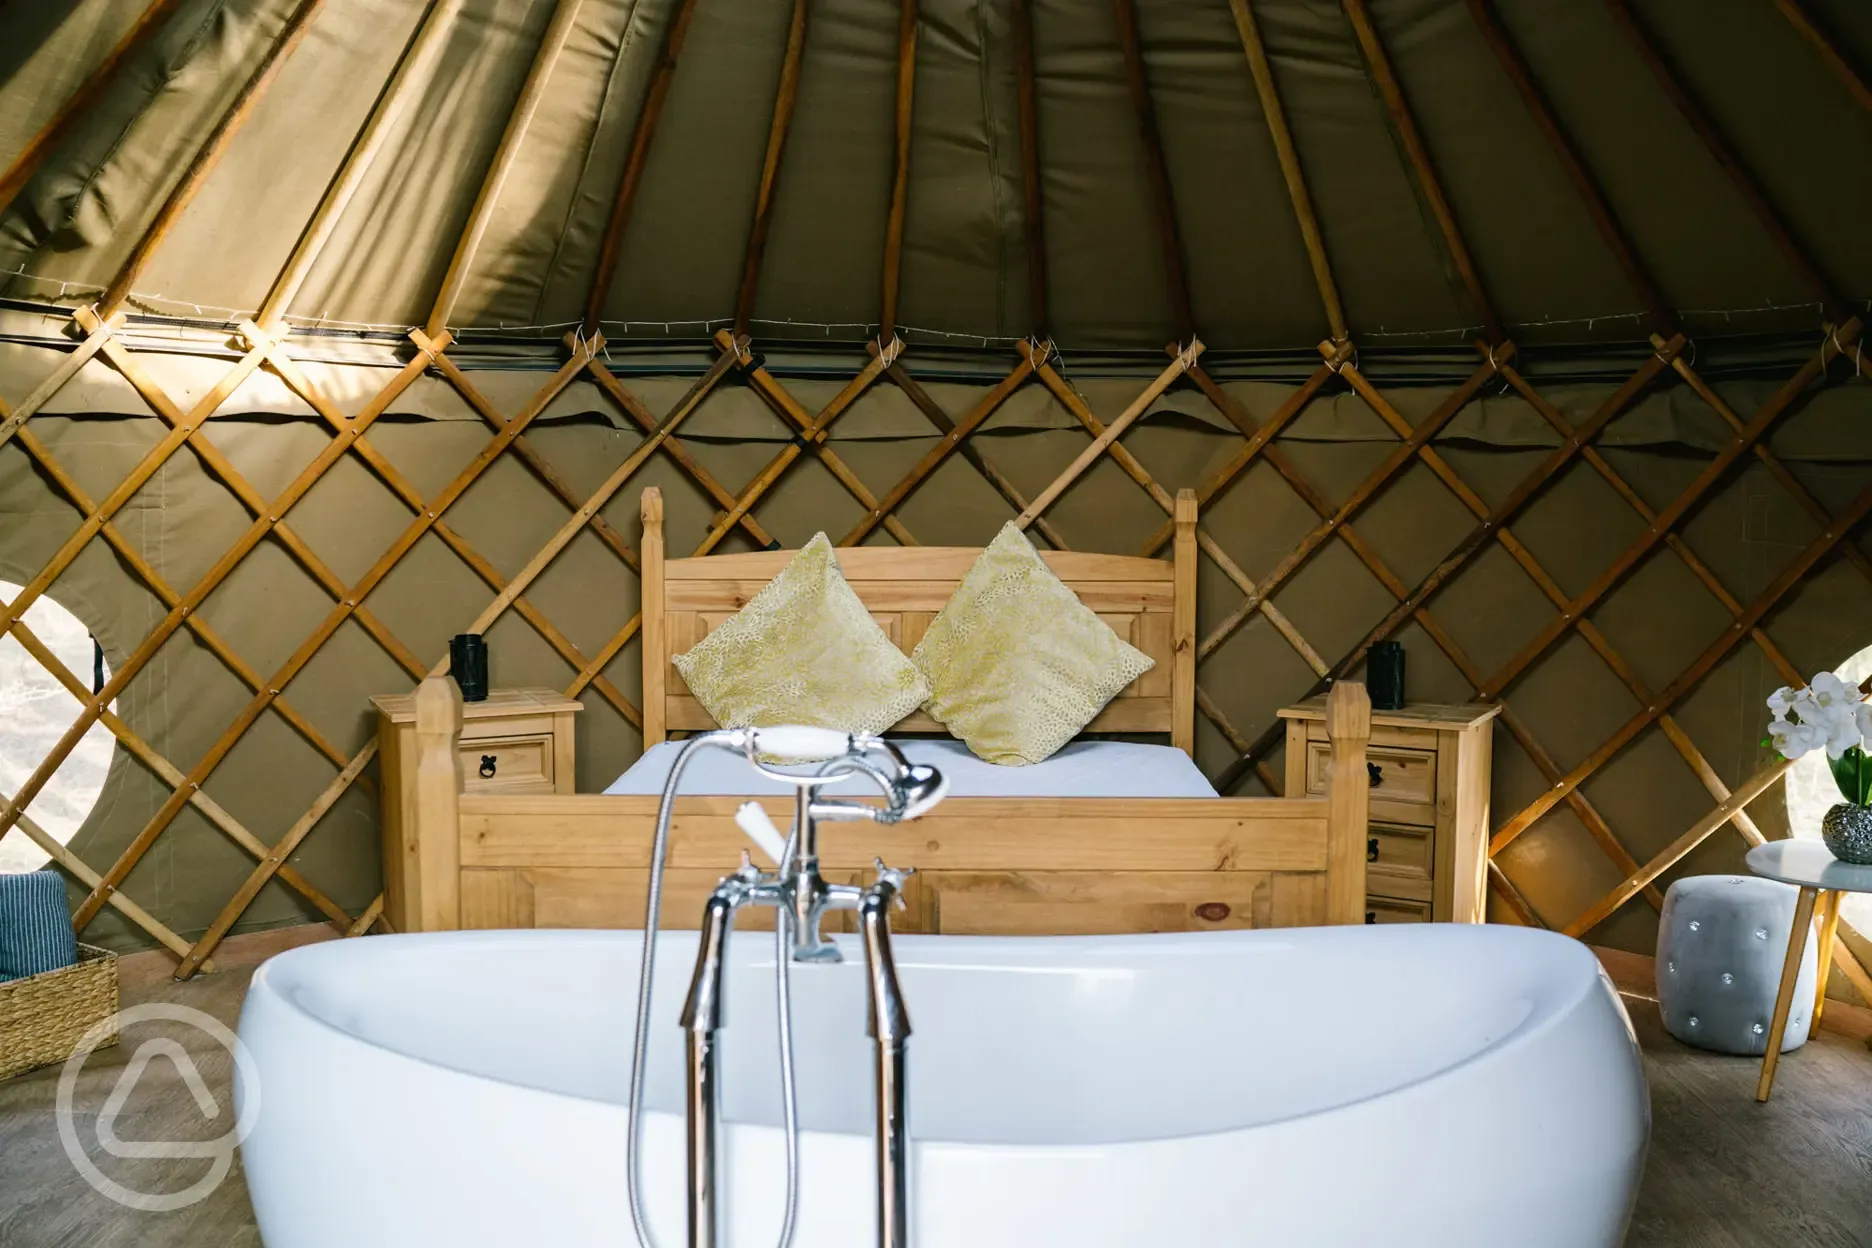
734,802,789,866
749,725,850,762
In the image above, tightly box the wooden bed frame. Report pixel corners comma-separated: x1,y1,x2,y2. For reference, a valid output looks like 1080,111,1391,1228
387,488,1372,936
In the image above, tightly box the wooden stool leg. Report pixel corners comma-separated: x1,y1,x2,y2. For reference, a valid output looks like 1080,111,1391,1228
1757,885,1817,1103
1813,890,1843,1030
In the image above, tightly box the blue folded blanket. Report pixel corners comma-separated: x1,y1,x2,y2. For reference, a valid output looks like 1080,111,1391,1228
0,870,79,981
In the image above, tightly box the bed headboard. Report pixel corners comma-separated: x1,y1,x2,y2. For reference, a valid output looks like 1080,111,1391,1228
638,487,1199,755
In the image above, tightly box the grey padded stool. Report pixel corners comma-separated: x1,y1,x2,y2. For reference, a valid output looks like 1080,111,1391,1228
1654,874,1817,1056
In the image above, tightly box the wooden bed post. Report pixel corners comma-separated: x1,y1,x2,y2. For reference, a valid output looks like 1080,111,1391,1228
641,488,667,748
1171,488,1197,756
410,675,463,932
1324,680,1372,925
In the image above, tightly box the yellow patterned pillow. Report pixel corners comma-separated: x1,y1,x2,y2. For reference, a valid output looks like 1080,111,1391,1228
672,534,929,740
912,524,1154,765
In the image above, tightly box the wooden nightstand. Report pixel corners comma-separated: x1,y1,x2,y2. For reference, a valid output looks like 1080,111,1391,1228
1279,696,1499,924
373,688,580,931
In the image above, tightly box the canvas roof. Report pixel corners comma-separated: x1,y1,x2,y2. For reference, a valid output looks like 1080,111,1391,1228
1,0,1868,357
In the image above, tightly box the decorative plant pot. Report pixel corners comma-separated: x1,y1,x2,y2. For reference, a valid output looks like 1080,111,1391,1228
1821,802,1872,866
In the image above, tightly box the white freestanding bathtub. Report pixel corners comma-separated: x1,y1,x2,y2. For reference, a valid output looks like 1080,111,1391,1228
237,924,1647,1247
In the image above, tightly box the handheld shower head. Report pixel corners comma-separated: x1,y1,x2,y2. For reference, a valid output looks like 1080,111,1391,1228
763,734,949,824
883,763,948,823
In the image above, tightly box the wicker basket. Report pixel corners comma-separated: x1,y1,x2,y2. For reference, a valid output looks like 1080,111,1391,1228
0,944,119,1081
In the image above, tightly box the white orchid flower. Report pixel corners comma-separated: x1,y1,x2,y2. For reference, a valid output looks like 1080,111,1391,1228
1769,717,1815,760
1810,670,1854,710
1825,713,1862,760
1765,672,1870,764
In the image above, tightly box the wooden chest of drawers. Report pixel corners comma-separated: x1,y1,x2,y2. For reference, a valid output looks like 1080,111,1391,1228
373,687,580,932
1280,696,1498,924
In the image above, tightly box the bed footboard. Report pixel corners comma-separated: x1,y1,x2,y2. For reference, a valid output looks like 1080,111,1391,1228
387,680,1372,935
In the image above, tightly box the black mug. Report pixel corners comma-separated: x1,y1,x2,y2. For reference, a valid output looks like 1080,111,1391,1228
1368,641,1406,711
450,633,489,703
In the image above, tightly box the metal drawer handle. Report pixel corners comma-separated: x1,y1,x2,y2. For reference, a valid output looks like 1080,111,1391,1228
1367,837,1379,863
1194,902,1231,923
479,754,498,779
1367,761,1383,787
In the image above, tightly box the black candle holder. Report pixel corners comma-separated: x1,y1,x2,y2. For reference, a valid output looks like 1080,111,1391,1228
1368,641,1406,711
450,633,489,703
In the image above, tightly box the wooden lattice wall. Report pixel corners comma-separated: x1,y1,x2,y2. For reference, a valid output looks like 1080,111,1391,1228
0,0,1869,988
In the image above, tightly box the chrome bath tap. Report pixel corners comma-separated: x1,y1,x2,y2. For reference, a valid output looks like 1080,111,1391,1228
626,726,946,1248
729,733,945,964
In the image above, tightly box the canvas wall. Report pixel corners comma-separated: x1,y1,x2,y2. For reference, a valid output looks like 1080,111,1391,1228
2,337,1868,989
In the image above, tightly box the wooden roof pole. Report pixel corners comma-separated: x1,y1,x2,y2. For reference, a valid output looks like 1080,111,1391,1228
733,0,812,340
878,0,920,344
1462,0,1677,337
258,0,462,331
1113,0,1194,345
1773,0,1872,115
98,0,331,320
1603,0,1849,326
1340,0,1503,345
0,0,190,217
1227,0,1347,344
1010,0,1049,339
5,0,324,449
581,0,706,336
426,0,587,340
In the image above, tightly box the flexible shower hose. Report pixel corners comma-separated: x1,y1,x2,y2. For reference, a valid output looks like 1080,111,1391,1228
627,733,803,1248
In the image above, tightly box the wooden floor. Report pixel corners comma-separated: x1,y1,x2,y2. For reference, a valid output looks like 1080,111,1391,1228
0,972,1868,1246
1624,996,1872,1248
0,967,260,1248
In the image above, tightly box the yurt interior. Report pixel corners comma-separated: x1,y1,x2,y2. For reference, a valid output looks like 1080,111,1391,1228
2,0,1871,1243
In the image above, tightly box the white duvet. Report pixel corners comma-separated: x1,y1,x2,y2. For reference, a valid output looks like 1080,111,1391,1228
604,737,1218,799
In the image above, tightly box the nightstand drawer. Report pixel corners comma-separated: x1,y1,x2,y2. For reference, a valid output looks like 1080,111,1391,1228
1367,823,1432,896
461,735,553,792
1306,741,1437,827
1364,895,1431,925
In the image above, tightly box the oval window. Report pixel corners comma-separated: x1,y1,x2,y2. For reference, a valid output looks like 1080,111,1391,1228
0,581,116,874
1784,643,1872,931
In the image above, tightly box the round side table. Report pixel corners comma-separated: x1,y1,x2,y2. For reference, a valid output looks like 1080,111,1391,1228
1745,839,1872,1101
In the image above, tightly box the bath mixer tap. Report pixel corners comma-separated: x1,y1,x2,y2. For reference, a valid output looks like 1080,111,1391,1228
731,735,943,965
627,726,945,1248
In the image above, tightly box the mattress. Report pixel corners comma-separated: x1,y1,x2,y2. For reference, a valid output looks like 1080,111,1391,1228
604,737,1218,799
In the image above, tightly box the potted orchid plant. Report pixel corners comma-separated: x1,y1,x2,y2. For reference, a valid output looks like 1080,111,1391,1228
1766,672,1872,863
